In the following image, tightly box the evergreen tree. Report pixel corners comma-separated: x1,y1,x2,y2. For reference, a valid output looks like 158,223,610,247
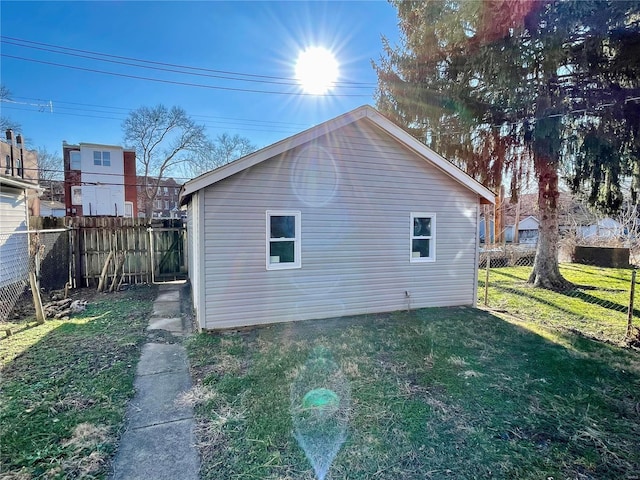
375,0,640,289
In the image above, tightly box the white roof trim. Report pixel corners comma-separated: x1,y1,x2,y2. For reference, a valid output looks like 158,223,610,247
0,175,43,192
181,105,494,205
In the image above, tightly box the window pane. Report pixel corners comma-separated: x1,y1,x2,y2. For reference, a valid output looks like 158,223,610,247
102,151,111,166
70,152,81,169
413,217,431,237
412,239,430,258
270,241,295,263
270,215,295,238
93,151,101,165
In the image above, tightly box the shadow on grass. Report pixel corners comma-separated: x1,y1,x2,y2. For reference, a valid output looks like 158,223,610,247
490,281,635,322
0,319,42,341
188,306,640,480
0,287,155,479
489,268,531,282
561,263,634,284
560,289,636,316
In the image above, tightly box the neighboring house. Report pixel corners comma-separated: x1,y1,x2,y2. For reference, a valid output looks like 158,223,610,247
579,217,624,240
42,179,65,203
136,176,182,219
1,132,40,216
181,105,495,331
40,199,66,217
0,174,42,291
63,142,137,217
479,218,494,244
504,215,540,244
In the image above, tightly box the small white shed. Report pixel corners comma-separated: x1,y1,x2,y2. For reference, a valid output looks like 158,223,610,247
181,106,495,330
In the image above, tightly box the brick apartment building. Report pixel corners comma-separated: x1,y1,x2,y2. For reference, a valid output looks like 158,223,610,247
63,142,137,217
1,130,40,216
137,176,182,219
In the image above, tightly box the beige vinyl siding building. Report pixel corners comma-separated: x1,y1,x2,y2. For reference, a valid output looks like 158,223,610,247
182,106,494,331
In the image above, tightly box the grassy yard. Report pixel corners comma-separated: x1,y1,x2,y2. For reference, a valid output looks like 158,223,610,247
480,264,636,344
0,285,156,479
185,307,640,479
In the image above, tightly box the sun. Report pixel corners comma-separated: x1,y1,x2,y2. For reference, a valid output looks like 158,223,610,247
295,47,339,95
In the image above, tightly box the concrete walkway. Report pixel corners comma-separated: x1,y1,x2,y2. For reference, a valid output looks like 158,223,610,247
111,283,200,480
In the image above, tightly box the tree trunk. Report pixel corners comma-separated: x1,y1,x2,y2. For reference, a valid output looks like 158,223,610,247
528,164,572,290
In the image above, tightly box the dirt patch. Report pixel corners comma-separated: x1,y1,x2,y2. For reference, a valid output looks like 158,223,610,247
4,284,155,325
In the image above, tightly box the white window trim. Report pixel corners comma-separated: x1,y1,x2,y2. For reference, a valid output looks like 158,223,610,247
266,210,301,270
93,150,111,167
410,212,436,263
70,151,81,170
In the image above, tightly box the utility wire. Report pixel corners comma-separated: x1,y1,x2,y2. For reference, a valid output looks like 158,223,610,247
1,104,303,134
1,53,371,97
9,95,311,127
2,38,374,90
1,35,377,87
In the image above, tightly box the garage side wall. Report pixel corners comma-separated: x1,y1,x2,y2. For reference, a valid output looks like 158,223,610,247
186,191,205,329
200,120,480,329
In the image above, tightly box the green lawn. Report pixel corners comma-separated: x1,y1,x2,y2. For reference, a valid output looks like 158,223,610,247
185,306,640,479
480,263,636,344
0,285,156,479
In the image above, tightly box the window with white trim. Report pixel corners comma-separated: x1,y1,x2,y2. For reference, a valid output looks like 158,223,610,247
266,211,301,270
93,151,111,167
410,213,435,262
70,151,81,169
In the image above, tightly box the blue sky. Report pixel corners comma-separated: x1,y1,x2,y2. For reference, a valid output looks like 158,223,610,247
1,1,400,180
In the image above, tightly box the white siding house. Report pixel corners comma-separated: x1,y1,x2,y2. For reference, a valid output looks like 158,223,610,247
0,175,42,289
181,106,495,330
505,215,540,244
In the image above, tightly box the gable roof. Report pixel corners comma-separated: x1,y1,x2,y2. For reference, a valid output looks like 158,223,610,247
180,105,495,205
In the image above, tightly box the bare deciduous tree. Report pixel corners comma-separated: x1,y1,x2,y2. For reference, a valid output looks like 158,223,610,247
123,105,207,217
0,85,21,133
183,133,257,178
36,146,63,183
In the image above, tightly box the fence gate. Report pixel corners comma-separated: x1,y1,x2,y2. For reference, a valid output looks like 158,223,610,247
148,226,187,283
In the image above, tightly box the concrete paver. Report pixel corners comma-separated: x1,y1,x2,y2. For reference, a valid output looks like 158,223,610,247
127,369,193,429
111,420,199,480
147,317,185,333
136,343,189,375
110,283,200,480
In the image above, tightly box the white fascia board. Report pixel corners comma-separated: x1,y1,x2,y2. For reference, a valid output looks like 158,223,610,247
181,104,495,205
181,106,369,200
0,175,44,192
79,142,124,151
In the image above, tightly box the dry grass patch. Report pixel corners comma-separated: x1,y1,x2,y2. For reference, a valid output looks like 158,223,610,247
0,285,156,479
175,384,219,408
186,308,640,479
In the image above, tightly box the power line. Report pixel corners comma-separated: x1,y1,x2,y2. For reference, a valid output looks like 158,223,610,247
1,104,303,134
20,164,196,182
2,53,372,97
1,37,375,90
9,95,312,127
1,35,377,87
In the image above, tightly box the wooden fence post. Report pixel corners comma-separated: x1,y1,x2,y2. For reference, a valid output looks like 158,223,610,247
627,269,636,338
29,235,46,324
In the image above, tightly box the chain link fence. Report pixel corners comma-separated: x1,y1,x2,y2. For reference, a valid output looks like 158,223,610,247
0,229,67,323
479,241,639,345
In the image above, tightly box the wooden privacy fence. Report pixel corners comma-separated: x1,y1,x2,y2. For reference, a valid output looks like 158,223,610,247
33,217,187,288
